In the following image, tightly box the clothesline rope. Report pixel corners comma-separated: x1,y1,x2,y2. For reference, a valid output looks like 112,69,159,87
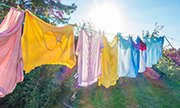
1,3,179,49
0,3,68,24
164,36,180,58
165,36,180,43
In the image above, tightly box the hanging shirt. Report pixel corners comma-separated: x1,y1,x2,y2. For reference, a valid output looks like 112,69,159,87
138,37,147,73
118,34,140,78
152,37,161,64
145,37,155,67
98,35,118,88
126,37,140,77
159,36,164,58
118,35,132,77
0,7,24,98
76,29,104,87
155,37,164,62
22,10,76,73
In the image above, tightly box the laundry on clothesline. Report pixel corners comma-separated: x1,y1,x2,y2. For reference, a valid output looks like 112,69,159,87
0,7,24,98
98,34,118,88
22,9,76,73
76,28,104,87
0,5,166,97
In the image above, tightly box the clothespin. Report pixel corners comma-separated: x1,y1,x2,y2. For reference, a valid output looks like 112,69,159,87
128,34,132,37
98,30,101,35
102,30,105,34
117,32,121,37
137,35,140,38
82,23,85,30
69,23,77,27
17,5,22,12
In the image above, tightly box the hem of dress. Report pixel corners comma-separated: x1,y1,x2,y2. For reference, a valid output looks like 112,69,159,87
79,74,102,87
99,80,117,88
0,87,6,98
24,61,76,74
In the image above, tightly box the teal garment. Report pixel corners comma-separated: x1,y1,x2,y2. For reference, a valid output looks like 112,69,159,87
118,34,140,78
145,37,155,67
126,37,140,77
159,37,164,58
118,34,132,77
145,37,164,67
153,37,161,64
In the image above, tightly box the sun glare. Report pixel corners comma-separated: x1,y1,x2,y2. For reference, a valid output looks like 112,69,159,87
87,1,125,41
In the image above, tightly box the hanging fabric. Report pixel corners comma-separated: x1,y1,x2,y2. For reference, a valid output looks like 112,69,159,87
152,37,160,64
22,10,76,73
118,34,140,78
0,7,24,97
98,35,118,88
145,37,164,67
76,28,104,87
138,37,147,73
154,37,164,63
118,34,132,77
159,37,164,58
126,36,140,77
145,37,155,67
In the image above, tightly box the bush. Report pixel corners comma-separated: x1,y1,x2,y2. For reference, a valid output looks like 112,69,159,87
154,56,180,85
0,65,73,108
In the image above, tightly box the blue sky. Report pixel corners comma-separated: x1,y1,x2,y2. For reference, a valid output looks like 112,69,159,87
62,0,180,49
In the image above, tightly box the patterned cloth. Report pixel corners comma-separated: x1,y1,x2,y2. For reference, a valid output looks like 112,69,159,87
22,10,76,73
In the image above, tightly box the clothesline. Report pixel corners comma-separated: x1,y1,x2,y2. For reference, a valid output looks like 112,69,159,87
164,36,180,58
165,36,180,43
0,3,68,24
1,3,179,42
0,6,172,97
0,2,179,52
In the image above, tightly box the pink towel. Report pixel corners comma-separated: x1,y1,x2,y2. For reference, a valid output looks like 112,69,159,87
0,7,24,98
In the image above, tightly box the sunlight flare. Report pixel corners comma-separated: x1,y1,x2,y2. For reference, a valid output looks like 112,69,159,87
87,1,126,41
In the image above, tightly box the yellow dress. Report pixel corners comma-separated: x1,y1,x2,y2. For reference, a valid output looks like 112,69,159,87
99,35,118,88
22,10,76,73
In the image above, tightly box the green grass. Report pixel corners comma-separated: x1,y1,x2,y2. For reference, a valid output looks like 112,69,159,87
61,55,180,108
0,56,180,108
67,74,180,108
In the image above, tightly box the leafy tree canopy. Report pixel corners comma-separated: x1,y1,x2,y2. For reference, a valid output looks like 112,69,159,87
0,0,77,24
144,22,164,38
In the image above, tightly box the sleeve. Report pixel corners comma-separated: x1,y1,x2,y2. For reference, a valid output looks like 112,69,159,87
100,34,104,50
76,29,83,55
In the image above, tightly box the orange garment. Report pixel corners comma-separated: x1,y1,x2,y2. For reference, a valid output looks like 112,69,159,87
99,35,118,88
22,10,76,73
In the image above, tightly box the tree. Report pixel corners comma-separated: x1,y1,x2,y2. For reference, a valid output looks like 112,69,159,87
0,0,77,24
151,22,164,37
143,22,164,38
74,19,96,36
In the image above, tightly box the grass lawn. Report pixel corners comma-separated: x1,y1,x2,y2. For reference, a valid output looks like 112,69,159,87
60,56,180,108
0,56,179,108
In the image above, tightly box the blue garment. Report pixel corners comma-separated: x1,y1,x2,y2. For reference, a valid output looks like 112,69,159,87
159,37,164,58
145,37,164,67
145,37,155,67
126,37,140,77
153,37,161,64
118,34,140,78
118,34,132,77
